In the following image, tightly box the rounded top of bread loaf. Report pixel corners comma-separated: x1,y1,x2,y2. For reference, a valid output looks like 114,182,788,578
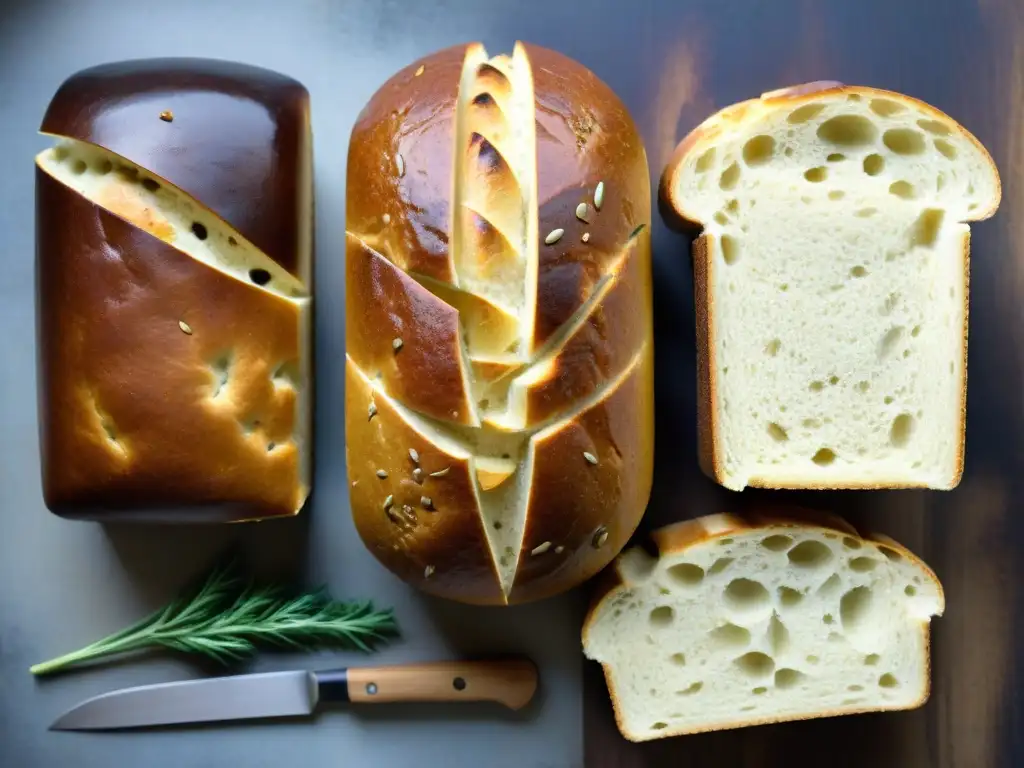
661,81,1001,226
40,57,311,279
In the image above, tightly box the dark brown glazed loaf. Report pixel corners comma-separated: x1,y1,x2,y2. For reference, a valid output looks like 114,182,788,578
345,42,654,605
35,58,313,522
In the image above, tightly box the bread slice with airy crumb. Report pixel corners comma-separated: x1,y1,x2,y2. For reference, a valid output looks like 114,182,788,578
661,82,1001,491
582,511,944,742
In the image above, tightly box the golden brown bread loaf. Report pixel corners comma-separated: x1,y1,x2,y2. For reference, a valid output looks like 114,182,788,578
35,59,313,522
345,42,654,605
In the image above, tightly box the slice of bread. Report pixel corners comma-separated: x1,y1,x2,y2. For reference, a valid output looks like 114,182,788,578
582,512,944,741
661,83,1001,491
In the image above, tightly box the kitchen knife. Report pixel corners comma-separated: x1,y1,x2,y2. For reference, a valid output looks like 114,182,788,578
50,658,538,731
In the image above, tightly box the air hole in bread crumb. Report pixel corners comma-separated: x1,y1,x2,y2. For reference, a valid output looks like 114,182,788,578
713,211,728,226
848,684,865,692
96,159,113,175
884,395,894,405
72,159,87,175
778,586,804,607
709,557,734,575
191,222,208,240
734,652,775,678
761,535,793,552
817,114,878,146
818,574,842,596
787,103,826,124
809,380,825,392
849,556,878,573
742,135,776,166
883,128,926,155
651,722,668,730
879,673,899,688
710,623,751,647
827,153,846,162
804,166,827,183
823,614,835,625
840,586,875,634
889,180,916,199
918,118,951,136
869,98,905,117
862,154,885,176
765,338,781,356
249,268,272,286
752,686,768,695
829,375,840,386
767,423,788,442
719,162,740,190
806,655,820,664
829,190,845,200
649,606,675,627
878,326,905,360
811,448,836,466
865,654,881,666
667,563,705,586
719,537,734,546
843,536,862,550
905,585,917,597
670,652,686,666
677,682,702,695
934,138,957,159
141,177,160,192
774,669,805,689
724,578,770,615
890,413,915,447
855,207,877,218
848,266,869,281
720,234,739,265
910,208,944,248
802,418,821,429
695,147,716,173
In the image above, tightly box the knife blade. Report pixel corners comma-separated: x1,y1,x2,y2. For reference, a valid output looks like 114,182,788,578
50,658,538,731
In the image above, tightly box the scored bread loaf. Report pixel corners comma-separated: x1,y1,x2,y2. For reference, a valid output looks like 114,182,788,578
35,59,313,522
345,42,653,605
660,82,1001,491
582,511,944,741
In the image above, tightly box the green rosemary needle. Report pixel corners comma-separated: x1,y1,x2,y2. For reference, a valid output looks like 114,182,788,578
30,559,399,676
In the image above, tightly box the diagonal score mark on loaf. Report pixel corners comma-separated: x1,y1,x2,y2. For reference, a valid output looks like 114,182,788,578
35,138,311,478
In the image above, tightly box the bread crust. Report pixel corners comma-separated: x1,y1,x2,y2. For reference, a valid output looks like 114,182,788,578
667,82,988,491
345,43,653,604
36,169,308,521
582,509,945,741
40,58,312,281
36,59,312,522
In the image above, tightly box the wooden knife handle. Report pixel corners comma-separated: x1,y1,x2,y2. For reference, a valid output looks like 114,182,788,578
343,658,538,710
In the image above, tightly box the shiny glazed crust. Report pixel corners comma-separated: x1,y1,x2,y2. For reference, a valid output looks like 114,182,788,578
345,42,653,604
36,58,313,522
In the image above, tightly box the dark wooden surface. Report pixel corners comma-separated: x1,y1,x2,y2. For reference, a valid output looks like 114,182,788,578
544,0,1023,765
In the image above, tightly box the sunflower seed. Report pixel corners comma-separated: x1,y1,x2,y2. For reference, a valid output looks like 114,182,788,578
583,451,598,465
429,467,451,478
376,469,388,479
592,526,609,548
382,213,391,225
424,564,435,578
420,496,433,510
383,494,394,511
159,110,174,122
415,65,425,77
368,402,378,420
581,232,590,243
412,467,423,482
594,181,605,210
545,228,565,245
396,153,405,178
575,202,590,222
531,541,552,556
392,337,404,351
178,320,193,335
409,448,420,464
555,545,565,554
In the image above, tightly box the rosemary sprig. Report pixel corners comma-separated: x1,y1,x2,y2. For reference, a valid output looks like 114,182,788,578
30,559,399,676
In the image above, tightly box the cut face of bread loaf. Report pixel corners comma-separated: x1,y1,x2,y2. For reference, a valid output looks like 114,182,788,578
345,43,653,604
35,59,312,521
582,512,945,741
662,84,1001,491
